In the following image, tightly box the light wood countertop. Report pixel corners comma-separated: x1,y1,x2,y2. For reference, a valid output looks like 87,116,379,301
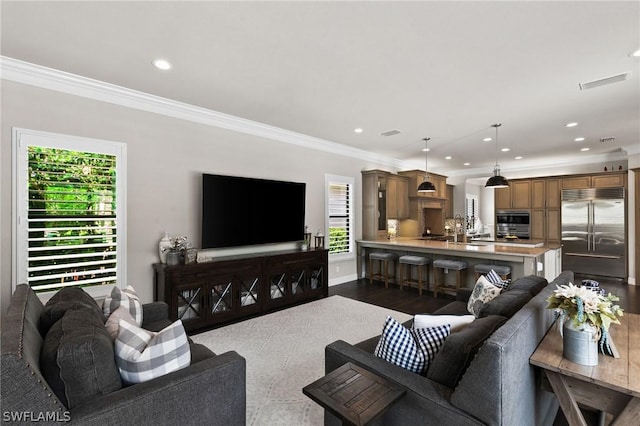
358,237,559,259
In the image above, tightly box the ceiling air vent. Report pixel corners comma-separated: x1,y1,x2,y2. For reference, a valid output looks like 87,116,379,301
379,129,401,137
599,137,615,143
579,72,630,90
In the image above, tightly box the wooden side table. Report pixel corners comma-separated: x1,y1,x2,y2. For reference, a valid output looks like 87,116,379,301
303,362,405,425
530,313,640,426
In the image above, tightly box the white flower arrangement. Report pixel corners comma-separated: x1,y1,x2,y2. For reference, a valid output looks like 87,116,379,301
547,282,623,348
161,235,189,253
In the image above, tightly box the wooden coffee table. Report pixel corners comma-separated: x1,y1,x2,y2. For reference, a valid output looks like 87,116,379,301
530,313,640,426
303,362,406,425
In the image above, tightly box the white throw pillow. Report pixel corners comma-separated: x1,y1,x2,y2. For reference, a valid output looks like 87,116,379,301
374,316,450,375
115,319,190,384
467,276,502,317
413,314,475,333
103,285,143,326
105,305,137,340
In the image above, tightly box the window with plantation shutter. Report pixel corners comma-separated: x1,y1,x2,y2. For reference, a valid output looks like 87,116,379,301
13,129,126,298
326,175,354,258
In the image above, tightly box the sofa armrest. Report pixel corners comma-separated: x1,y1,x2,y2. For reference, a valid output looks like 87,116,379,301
324,340,481,426
141,301,169,325
69,351,246,426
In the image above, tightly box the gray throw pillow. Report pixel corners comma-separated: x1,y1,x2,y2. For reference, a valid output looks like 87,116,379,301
427,315,507,389
40,306,122,408
40,287,102,335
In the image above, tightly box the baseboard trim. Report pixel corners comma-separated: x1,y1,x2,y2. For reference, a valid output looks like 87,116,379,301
329,274,358,286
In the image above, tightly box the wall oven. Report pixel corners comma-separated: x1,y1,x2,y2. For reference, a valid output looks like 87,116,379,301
496,210,530,239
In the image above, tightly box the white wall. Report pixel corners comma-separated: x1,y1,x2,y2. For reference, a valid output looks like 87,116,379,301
0,81,388,320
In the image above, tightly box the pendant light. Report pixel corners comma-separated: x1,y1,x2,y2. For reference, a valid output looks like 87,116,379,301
417,137,436,193
485,123,510,188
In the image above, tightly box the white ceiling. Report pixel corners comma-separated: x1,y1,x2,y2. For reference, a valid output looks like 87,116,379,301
2,1,639,178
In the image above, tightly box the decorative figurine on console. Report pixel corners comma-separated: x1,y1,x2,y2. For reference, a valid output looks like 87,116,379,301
314,230,325,249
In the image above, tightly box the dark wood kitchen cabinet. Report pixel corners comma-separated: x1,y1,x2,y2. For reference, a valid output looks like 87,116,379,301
153,249,328,332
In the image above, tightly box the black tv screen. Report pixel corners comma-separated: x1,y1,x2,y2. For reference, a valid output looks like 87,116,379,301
201,173,306,249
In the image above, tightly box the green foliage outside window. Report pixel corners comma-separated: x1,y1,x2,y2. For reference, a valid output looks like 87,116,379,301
329,227,348,253
27,146,117,291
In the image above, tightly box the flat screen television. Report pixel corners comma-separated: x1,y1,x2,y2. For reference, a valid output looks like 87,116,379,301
201,173,306,249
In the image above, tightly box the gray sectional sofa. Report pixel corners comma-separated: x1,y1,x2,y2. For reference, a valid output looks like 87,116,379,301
1,284,246,425
325,271,574,426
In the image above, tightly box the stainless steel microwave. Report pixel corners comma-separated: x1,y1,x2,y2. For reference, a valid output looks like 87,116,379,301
496,210,530,238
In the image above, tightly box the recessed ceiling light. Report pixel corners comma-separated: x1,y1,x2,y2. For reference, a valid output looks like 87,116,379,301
483,137,492,142
463,162,470,166
501,148,510,152
354,128,363,134
631,48,640,57
565,122,578,128
445,156,452,160
152,58,172,70
515,156,523,160
574,137,585,142
580,147,590,152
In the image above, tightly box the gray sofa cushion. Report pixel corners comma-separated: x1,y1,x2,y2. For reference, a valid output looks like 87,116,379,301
40,306,122,408
508,275,548,296
426,315,507,389
479,289,533,318
40,287,103,334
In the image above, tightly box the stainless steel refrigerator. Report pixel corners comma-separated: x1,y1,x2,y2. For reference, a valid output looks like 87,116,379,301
561,187,626,280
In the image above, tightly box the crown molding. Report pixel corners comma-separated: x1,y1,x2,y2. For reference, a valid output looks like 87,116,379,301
447,149,631,179
0,56,410,170
623,144,640,156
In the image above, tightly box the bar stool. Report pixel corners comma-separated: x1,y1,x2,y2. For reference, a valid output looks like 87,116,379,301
369,252,398,288
433,259,468,298
398,255,431,296
474,264,511,281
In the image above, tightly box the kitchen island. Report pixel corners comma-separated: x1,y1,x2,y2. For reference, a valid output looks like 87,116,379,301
357,237,562,290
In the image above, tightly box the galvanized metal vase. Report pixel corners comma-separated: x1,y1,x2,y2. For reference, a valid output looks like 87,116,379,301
563,321,599,366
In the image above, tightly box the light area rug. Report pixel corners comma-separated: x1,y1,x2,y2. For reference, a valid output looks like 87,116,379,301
191,295,412,426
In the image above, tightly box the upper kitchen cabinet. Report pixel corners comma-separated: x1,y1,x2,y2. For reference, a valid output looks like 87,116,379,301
561,175,591,190
545,178,561,208
532,178,560,209
387,175,409,220
399,170,447,199
361,170,409,240
562,171,626,190
592,173,626,188
532,180,545,209
495,180,531,210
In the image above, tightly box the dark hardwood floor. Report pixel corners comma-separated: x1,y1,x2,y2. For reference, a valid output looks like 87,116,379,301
329,278,454,314
330,276,640,315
